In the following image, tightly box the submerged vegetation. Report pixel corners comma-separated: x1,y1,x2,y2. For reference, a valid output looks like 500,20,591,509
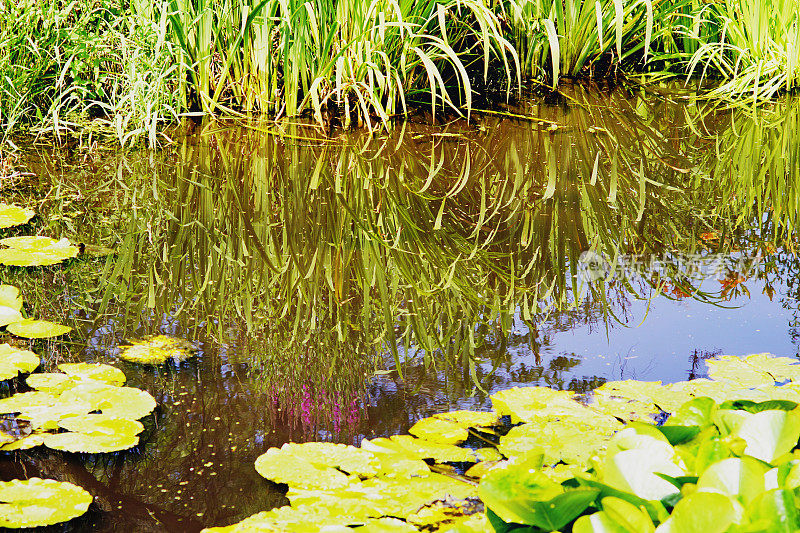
1,0,799,144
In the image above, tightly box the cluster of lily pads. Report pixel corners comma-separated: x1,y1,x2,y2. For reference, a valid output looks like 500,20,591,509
204,353,800,532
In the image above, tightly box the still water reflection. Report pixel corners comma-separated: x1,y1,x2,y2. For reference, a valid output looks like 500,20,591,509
1,86,800,530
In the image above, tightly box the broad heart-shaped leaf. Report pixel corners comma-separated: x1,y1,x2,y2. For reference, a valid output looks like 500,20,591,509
0,477,92,528
744,489,800,531
409,417,468,445
43,431,140,453
254,447,352,490
57,362,126,386
696,457,771,505
594,380,689,414
477,458,598,529
0,204,35,229
288,474,476,520
0,285,23,311
0,343,38,380
364,435,476,463
734,409,800,462
201,505,366,532
58,414,144,436
490,386,581,423
576,478,669,523
118,335,194,364
707,353,800,386
0,306,23,327
6,319,71,338
60,382,156,420
654,491,738,533
354,517,418,532
572,496,655,533
433,410,499,428
666,397,717,428
279,442,379,477
0,432,46,451
601,427,685,501
0,236,79,267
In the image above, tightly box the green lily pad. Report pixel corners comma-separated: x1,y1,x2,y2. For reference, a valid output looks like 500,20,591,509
60,382,156,420
254,447,352,490
57,363,126,386
280,442,380,477
0,343,38,381
707,354,800,386
43,430,140,453
433,410,499,428
201,505,364,532
491,386,583,424
409,417,469,445
6,319,71,339
364,435,476,463
0,236,79,267
355,517,419,532
26,373,80,394
0,204,35,229
0,432,46,451
118,335,194,365
0,477,92,528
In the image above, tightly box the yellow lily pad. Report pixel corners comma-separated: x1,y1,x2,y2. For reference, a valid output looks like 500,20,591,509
0,204,35,229
363,435,477,463
490,386,585,424
6,319,71,339
60,382,156,420
118,335,194,365
0,236,79,267
0,432,46,451
409,417,469,445
0,343,38,381
0,285,23,312
254,447,353,490
706,353,800,387
433,410,499,428
43,431,140,453
0,477,92,528
58,363,126,386
201,505,364,533
280,442,380,477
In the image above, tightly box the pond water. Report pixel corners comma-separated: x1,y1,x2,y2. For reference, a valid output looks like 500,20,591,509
1,85,799,531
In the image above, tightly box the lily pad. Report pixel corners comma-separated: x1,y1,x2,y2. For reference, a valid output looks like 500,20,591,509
364,435,477,463
0,204,35,229
0,236,79,267
409,417,469,445
0,432,46,451
0,343,38,381
43,431,140,453
280,442,380,477
201,505,365,532
6,319,71,339
433,410,499,428
58,363,126,386
60,383,156,420
0,285,23,317
254,447,352,490
118,335,194,365
0,477,92,528
491,386,582,424
706,354,800,386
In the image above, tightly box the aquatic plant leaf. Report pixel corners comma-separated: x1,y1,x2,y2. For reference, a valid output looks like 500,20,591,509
6,319,71,338
572,496,655,533
354,517,418,531
0,391,59,414
0,477,92,528
498,414,621,467
201,505,364,532
734,409,800,463
436,513,489,532
289,474,476,520
653,491,737,533
118,335,194,364
465,461,502,479
475,447,503,462
433,410,499,428
61,383,156,420
0,432,46,451
0,204,35,229
358,443,430,479
407,497,483,529
0,343,38,380
409,417,468,445
26,373,80,393
57,363,126,386
490,386,580,423
364,435,476,463
280,442,379,477
43,431,140,453
0,285,23,311
478,458,598,529
600,428,685,501
19,401,94,430
695,457,771,505
254,447,351,490
594,380,688,414
0,236,79,267
706,354,800,387
0,306,23,328
744,489,800,530
58,414,144,436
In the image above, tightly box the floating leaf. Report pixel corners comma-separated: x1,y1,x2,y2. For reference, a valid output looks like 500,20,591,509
491,386,581,423
280,442,379,477
0,477,92,528
0,343,38,381
364,435,476,463
0,432,46,451
43,431,140,453
0,204,35,229
57,363,126,386
0,306,22,328
433,410,499,428
0,236,79,267
409,417,469,445
254,447,352,490
407,497,482,530
118,335,194,365
354,517,419,532
0,285,23,313
201,505,365,532
6,319,71,339
707,354,800,387
60,382,156,420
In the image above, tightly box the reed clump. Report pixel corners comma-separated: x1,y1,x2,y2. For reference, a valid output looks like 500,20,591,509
1,0,799,145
